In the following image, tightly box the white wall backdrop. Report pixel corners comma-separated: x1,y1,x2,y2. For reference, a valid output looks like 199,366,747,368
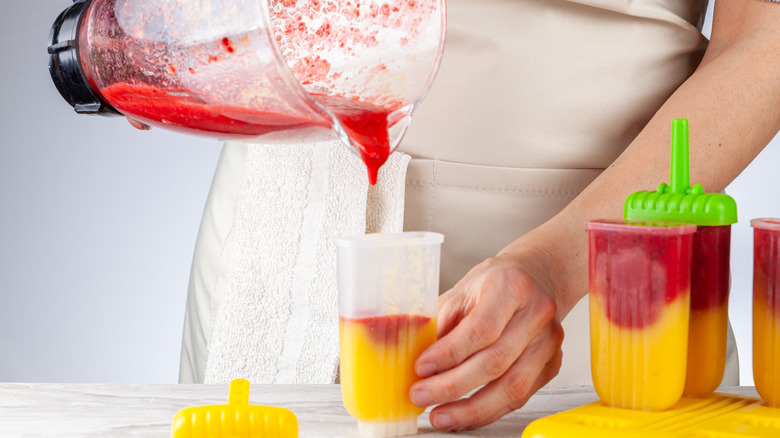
0,2,220,383
0,1,777,385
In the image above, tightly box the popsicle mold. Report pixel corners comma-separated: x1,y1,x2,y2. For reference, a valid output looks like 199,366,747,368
336,231,443,436
587,219,694,411
625,118,737,398
522,392,780,438
752,218,780,408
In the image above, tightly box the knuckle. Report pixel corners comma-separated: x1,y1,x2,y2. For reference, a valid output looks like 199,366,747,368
482,347,513,378
504,371,534,401
466,316,500,349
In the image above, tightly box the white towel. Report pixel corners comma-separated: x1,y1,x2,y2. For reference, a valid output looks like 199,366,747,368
204,128,410,384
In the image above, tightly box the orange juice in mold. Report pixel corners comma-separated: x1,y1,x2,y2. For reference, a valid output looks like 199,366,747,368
339,314,437,423
685,303,728,395
587,220,694,412
752,218,780,408
754,298,780,408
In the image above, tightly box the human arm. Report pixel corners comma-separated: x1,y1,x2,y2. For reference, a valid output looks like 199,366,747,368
410,0,780,431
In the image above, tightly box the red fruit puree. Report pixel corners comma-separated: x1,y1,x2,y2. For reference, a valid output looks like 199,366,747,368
755,227,780,315
690,225,731,310
100,83,391,185
590,228,692,328
348,314,433,345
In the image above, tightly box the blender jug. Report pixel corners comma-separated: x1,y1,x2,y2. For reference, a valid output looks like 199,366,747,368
47,0,446,184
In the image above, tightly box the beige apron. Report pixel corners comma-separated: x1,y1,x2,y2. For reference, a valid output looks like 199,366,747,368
180,0,739,386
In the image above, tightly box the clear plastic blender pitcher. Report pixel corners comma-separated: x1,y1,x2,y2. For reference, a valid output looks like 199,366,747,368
336,232,443,437
48,0,446,183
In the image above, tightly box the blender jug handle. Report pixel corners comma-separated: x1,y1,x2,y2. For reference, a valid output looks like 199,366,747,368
48,0,120,116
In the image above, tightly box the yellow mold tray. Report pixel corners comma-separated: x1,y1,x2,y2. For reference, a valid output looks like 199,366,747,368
523,393,780,438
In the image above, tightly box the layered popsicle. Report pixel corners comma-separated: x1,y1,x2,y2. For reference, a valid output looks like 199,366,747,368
752,218,780,408
624,119,738,399
588,220,694,412
684,225,732,397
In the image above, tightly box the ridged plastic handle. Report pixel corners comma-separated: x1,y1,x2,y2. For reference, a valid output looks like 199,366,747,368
229,378,250,406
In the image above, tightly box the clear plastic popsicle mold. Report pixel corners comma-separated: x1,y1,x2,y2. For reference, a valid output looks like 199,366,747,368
336,231,443,437
752,218,780,408
624,118,737,398
587,219,695,411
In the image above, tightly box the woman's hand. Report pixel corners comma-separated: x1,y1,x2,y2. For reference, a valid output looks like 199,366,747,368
409,0,780,431
409,250,565,431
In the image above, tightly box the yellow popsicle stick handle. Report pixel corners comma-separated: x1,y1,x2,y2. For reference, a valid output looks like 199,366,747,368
228,378,251,406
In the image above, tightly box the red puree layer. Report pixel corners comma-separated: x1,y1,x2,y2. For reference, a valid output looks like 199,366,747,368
312,94,390,185
754,228,780,316
690,225,731,310
342,314,432,345
100,83,391,185
590,230,692,328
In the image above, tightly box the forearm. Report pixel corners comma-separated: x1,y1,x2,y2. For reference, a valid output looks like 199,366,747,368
503,1,780,318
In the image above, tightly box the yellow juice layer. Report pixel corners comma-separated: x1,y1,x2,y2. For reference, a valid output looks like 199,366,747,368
684,303,728,398
754,298,780,408
590,295,689,412
339,315,437,423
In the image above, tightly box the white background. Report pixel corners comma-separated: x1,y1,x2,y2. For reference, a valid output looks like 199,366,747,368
1,2,778,385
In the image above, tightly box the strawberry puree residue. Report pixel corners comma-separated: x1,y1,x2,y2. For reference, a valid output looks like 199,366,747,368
345,314,432,345
266,0,440,183
100,82,390,184
100,83,328,137
222,37,236,53
268,0,437,102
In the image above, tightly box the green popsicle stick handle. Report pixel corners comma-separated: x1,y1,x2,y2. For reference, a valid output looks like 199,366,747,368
670,118,690,194
624,118,736,226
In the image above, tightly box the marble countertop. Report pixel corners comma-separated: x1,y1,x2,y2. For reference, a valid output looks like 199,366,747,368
0,383,757,437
